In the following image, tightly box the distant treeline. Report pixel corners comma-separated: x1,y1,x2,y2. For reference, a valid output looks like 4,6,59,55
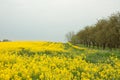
66,12,120,50
0,39,11,42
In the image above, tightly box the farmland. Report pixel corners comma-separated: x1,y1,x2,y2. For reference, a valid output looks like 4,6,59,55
0,41,120,80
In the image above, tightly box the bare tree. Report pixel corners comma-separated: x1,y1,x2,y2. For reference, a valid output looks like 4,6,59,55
66,31,75,42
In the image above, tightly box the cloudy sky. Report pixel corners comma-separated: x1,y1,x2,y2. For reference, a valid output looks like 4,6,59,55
0,0,120,42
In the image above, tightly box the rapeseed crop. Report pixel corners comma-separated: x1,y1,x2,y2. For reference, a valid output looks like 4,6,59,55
0,41,120,80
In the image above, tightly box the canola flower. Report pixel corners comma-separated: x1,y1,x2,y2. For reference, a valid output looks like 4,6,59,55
0,41,120,80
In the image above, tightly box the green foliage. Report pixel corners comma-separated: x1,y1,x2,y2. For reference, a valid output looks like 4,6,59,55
85,51,113,63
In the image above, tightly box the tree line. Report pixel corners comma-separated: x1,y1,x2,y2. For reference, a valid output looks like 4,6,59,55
0,39,11,42
66,12,120,50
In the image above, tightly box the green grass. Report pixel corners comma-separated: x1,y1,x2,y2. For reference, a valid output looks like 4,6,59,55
74,43,120,63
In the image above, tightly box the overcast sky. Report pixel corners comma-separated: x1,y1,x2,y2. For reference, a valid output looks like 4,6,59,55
0,0,120,42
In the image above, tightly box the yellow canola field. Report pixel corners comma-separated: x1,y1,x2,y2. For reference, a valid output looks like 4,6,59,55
0,41,66,53
0,41,120,80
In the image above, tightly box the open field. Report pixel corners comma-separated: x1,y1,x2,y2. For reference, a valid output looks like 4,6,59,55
0,41,120,80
